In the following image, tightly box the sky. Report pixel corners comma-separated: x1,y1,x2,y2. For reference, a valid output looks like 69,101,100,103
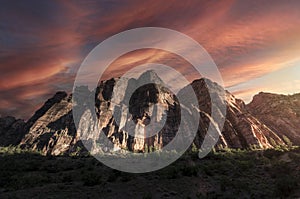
1,0,300,119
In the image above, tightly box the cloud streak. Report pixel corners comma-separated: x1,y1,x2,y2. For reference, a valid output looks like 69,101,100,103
1,0,300,119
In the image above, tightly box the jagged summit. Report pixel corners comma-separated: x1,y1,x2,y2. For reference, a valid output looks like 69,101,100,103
0,72,298,155
137,70,164,84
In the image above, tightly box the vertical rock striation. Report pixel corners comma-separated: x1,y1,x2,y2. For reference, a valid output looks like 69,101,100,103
1,71,295,155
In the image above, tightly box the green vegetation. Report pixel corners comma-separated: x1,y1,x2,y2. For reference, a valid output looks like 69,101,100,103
282,135,293,148
0,146,299,198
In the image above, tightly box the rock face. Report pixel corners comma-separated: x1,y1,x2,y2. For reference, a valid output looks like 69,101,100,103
78,71,181,153
19,92,79,155
0,71,297,155
247,92,300,145
0,116,25,146
189,79,284,150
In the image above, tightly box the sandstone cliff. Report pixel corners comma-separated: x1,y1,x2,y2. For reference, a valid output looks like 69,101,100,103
247,92,300,145
1,71,296,155
0,116,25,146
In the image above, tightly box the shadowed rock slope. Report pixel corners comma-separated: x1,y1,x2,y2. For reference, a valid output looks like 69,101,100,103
0,71,295,155
0,116,25,146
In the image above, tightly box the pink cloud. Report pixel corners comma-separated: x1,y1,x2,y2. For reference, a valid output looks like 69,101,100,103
1,0,300,118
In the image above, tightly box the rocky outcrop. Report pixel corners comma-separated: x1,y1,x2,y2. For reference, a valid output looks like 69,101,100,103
20,92,79,155
1,71,295,155
80,71,180,153
247,92,300,145
189,79,284,150
0,116,25,146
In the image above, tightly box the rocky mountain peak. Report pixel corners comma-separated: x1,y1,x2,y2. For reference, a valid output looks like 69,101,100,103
0,71,298,155
137,70,164,85
247,92,300,145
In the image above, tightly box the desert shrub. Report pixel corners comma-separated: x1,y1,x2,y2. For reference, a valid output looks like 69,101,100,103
268,161,293,180
107,171,119,182
219,176,231,192
161,166,180,179
269,138,277,147
181,165,198,177
44,164,60,173
231,179,250,192
191,143,198,153
120,173,132,182
200,165,214,176
81,172,102,186
263,149,283,159
275,175,298,197
249,144,260,151
142,192,152,199
282,135,293,148
235,160,254,171
5,173,50,190
23,160,42,171
289,151,300,163
62,173,73,183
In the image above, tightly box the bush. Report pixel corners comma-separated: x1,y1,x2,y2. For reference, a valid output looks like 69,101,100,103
107,171,119,182
269,138,277,147
62,173,73,183
181,165,198,177
282,135,293,148
120,173,132,182
142,192,152,199
161,166,179,179
275,175,298,197
81,172,102,186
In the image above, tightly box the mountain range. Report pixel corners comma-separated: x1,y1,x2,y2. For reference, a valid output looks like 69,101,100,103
0,70,299,155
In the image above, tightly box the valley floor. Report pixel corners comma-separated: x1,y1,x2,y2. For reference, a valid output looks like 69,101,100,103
0,147,300,199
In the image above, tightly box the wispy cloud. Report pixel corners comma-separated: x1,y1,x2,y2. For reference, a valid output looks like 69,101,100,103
1,0,300,118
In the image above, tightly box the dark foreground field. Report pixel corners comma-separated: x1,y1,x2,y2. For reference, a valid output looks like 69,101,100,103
0,147,299,199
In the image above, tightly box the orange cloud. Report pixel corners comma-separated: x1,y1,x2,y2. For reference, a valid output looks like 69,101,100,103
1,0,300,119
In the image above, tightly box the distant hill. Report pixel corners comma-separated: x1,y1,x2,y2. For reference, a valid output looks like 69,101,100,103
247,92,300,145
